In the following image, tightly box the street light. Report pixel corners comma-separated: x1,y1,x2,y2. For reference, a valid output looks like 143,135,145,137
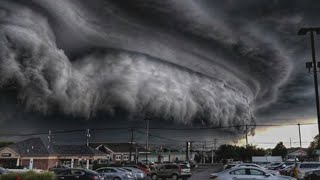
298,27,320,136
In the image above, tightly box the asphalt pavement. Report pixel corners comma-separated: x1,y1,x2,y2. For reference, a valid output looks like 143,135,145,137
145,164,223,180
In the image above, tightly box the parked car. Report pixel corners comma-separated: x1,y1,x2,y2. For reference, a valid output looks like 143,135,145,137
294,162,320,180
304,169,320,180
126,163,150,175
55,168,103,180
209,167,296,180
49,165,70,173
0,167,10,175
279,165,294,176
223,164,237,170
95,167,135,180
122,167,147,180
268,162,284,169
268,163,286,170
150,164,191,180
232,163,280,175
295,162,320,179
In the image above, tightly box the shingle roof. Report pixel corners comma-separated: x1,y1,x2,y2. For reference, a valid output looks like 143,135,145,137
52,145,107,156
6,138,107,157
89,143,147,153
8,138,50,156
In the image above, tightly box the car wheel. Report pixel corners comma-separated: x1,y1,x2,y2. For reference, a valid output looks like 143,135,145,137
113,177,121,180
151,174,158,180
171,174,178,180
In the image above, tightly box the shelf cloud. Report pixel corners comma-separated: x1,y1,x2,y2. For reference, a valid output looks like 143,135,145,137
0,0,304,137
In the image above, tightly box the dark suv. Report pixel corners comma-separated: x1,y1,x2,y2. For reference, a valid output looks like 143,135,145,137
150,164,191,180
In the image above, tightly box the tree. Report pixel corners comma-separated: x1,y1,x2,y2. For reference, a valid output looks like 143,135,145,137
272,142,287,158
307,135,320,159
216,144,239,161
236,145,266,162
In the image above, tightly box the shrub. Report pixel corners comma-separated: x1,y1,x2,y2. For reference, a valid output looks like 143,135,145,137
0,171,56,180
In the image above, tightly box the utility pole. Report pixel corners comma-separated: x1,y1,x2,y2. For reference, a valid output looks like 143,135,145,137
129,128,134,162
186,141,191,162
47,130,52,149
298,27,320,137
145,119,149,163
298,124,302,148
86,129,91,146
212,139,217,164
245,124,248,146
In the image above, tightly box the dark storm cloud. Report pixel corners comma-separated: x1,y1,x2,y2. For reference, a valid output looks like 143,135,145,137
0,0,315,140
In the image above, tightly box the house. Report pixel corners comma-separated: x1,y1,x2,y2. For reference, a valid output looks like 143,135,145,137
287,149,308,160
0,138,108,170
90,143,147,162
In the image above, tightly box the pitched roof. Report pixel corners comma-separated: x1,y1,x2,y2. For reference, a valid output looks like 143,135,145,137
90,143,147,153
52,145,107,156
288,149,307,156
5,138,107,157
8,138,50,156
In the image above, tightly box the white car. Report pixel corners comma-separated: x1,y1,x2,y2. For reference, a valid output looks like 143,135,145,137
232,163,280,175
210,167,296,180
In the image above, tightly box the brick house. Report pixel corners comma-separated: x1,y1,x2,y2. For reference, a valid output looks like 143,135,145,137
0,138,108,170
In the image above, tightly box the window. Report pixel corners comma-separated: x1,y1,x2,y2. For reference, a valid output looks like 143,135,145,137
71,170,84,175
249,169,265,176
115,155,121,161
96,169,107,173
123,155,129,160
57,170,71,175
230,169,246,175
165,165,178,169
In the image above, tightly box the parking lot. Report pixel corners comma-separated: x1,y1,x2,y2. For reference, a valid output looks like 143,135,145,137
145,164,223,180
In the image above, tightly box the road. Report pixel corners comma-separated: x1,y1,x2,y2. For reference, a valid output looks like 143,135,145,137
189,164,223,180
145,164,223,180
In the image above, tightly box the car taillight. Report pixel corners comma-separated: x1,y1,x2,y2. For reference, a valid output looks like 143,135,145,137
91,175,99,180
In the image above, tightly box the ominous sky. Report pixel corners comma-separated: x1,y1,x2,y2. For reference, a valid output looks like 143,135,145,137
0,0,319,148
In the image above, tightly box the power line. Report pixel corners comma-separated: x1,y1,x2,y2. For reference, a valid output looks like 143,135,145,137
0,122,317,137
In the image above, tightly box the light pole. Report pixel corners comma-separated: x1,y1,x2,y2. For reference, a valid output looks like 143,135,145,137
298,27,320,136
298,124,302,148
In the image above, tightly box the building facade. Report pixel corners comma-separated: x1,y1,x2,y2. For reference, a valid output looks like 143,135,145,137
0,138,108,170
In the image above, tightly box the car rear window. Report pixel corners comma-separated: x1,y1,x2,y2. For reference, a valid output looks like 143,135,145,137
225,165,235,169
180,165,189,169
300,164,320,169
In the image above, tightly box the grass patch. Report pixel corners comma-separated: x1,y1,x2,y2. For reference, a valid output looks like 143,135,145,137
0,171,56,180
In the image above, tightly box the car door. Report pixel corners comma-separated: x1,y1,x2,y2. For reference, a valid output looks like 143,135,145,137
155,165,165,177
71,169,86,180
56,169,72,180
248,168,271,179
97,168,114,180
228,168,252,180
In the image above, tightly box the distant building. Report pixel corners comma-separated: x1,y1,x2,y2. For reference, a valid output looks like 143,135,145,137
0,138,108,170
287,149,308,160
89,143,147,162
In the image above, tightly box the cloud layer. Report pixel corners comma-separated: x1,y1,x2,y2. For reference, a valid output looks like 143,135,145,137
0,0,302,135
